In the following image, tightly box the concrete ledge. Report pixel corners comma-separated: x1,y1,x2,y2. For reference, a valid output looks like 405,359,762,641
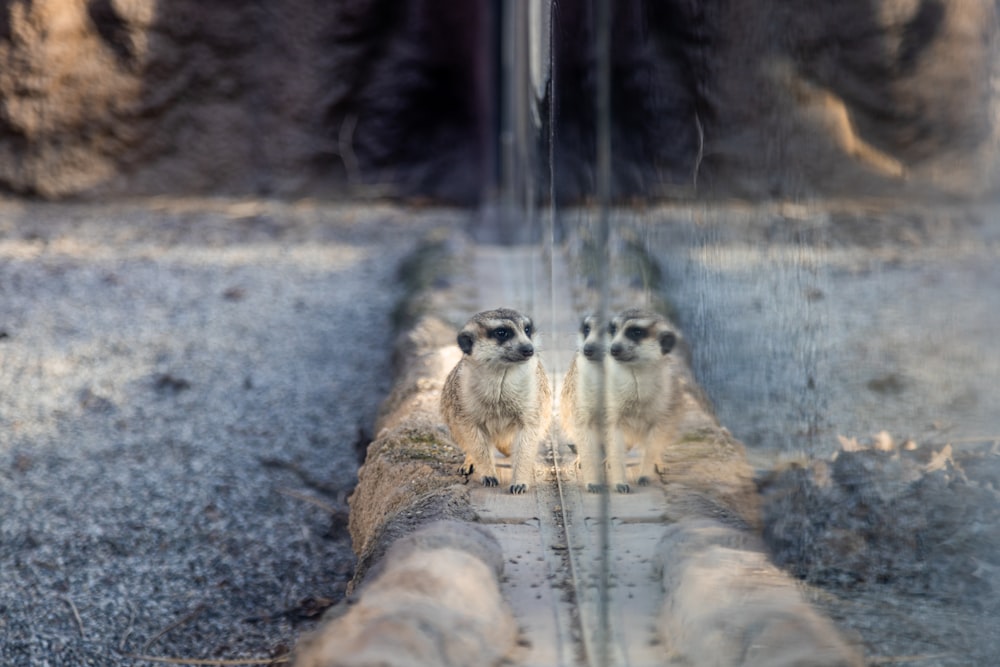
645,340,863,665
347,315,471,588
295,521,517,667
656,519,863,667
659,423,762,532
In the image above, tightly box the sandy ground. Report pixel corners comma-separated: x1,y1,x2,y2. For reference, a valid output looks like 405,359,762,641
0,199,449,665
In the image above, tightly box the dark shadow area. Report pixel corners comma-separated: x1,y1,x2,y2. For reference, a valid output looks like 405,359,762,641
0,1,994,201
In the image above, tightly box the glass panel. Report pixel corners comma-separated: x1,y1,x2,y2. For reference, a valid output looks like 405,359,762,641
503,1,999,665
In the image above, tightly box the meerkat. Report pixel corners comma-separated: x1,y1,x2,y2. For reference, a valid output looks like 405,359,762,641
559,315,609,493
604,308,680,493
440,308,552,494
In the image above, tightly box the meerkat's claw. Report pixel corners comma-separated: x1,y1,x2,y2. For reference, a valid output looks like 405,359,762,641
586,483,606,494
509,483,527,494
482,475,499,487
615,482,631,494
459,463,474,476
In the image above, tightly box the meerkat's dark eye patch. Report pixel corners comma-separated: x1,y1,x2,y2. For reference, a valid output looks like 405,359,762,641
491,326,513,341
581,323,591,336
524,323,533,337
458,331,475,355
626,326,646,341
608,323,618,335
659,331,677,355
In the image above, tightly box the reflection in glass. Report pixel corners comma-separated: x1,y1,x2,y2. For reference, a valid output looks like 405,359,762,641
498,1,998,665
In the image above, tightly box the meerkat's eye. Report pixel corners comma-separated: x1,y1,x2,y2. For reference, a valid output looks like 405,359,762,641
608,323,617,336
492,327,512,341
524,324,533,337
626,326,645,341
581,323,591,336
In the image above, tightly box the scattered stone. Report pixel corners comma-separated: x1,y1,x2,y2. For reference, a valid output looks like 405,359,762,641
759,434,1000,612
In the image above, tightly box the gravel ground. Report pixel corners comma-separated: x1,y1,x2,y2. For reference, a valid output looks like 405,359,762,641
0,199,449,666
641,201,1000,462
4,196,998,666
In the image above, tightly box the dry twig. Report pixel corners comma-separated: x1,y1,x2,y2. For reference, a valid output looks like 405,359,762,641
60,595,85,639
276,487,338,515
142,604,206,654
120,600,137,652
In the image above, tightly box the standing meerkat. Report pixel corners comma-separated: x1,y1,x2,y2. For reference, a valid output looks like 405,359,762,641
605,308,681,493
559,315,609,493
441,308,552,494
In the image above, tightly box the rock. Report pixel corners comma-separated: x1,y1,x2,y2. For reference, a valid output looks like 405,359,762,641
759,438,1000,611
1,0,995,201
294,521,517,667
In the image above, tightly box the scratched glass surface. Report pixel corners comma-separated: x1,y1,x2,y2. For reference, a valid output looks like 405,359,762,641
496,3,1000,666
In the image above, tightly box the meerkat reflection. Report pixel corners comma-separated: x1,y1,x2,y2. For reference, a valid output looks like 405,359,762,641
441,308,552,494
560,315,609,493
605,308,680,493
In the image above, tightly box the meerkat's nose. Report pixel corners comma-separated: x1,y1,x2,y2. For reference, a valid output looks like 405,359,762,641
609,343,624,358
518,343,534,358
583,343,597,359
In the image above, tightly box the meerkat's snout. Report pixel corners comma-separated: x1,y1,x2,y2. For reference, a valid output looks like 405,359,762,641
578,315,606,361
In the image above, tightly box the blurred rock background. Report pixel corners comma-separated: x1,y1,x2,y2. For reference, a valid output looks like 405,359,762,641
0,0,996,203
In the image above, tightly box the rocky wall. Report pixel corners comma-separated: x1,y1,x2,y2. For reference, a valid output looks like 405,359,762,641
0,1,996,201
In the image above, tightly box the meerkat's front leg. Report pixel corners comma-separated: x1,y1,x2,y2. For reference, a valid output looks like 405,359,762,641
508,427,539,494
577,424,606,493
636,433,659,486
606,425,630,494
457,427,500,487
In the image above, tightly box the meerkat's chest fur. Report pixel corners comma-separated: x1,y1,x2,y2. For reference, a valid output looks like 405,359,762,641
572,356,606,426
607,361,672,434
460,358,540,433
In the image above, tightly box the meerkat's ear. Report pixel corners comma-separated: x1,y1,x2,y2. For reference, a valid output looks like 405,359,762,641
458,331,475,355
659,331,677,355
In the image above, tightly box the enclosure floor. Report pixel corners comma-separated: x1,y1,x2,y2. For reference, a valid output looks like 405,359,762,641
468,244,669,667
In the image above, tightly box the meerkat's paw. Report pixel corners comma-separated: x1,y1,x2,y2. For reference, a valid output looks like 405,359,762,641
615,482,631,494
509,483,528,494
586,483,606,494
483,475,499,487
637,476,650,486
459,462,475,478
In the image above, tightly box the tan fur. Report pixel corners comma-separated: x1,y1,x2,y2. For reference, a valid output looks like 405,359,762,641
604,309,682,493
559,315,608,492
440,308,552,494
